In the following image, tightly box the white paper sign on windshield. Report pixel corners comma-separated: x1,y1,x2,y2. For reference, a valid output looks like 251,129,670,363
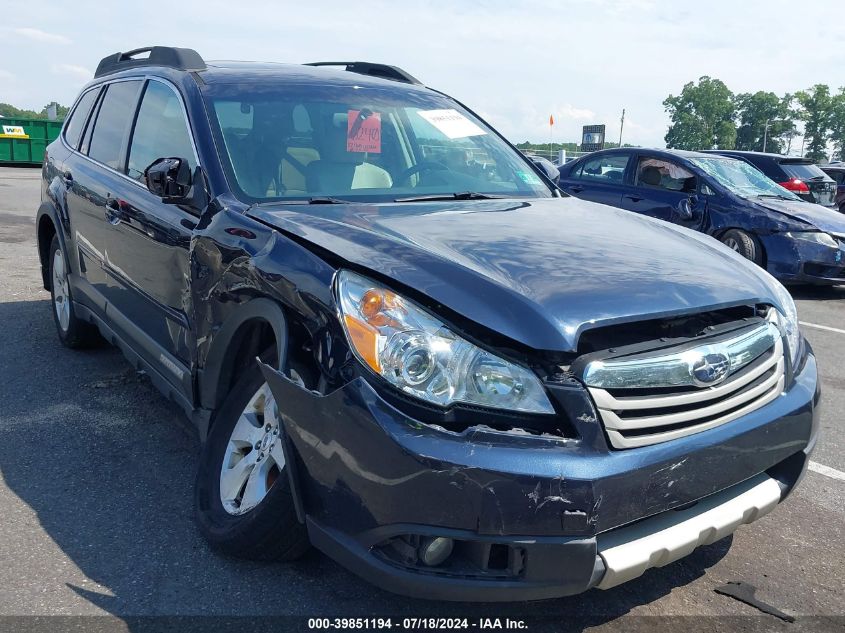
417,109,487,139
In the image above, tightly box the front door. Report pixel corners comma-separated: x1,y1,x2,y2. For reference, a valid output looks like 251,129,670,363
620,155,705,229
103,79,201,390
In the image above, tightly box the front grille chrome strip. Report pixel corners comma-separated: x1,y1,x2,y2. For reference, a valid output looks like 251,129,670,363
590,343,781,413
583,321,786,449
600,353,783,431
582,322,779,390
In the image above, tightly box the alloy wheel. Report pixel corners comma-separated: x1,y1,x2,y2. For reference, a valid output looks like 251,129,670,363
219,382,285,515
723,237,740,252
52,249,71,332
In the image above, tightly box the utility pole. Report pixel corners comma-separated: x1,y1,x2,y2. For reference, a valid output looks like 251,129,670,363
763,119,770,153
619,108,625,147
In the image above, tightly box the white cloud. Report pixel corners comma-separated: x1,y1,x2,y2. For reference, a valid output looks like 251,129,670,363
558,104,596,121
51,64,92,80
0,69,15,80
1,0,841,147
13,27,71,44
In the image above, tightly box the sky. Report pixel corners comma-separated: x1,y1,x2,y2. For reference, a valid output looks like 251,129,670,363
0,0,842,148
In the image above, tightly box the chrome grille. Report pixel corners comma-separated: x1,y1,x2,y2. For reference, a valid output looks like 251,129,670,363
583,321,785,449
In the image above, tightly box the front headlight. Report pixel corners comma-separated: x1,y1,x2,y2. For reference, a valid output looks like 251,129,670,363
770,279,802,369
783,231,839,248
336,270,555,414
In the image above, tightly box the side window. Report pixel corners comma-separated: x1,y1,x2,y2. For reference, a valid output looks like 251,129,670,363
63,89,99,149
88,81,142,170
635,157,697,193
127,81,196,181
575,154,629,183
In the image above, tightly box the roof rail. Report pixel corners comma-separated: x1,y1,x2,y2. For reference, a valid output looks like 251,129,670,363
95,46,206,78
305,62,422,85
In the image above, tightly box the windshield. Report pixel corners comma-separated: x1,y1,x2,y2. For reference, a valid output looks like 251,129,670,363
203,81,552,203
689,157,802,201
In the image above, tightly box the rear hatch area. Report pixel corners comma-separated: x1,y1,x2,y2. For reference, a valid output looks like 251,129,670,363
781,160,837,206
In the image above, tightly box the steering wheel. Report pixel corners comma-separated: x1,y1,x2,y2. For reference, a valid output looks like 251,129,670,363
396,161,449,186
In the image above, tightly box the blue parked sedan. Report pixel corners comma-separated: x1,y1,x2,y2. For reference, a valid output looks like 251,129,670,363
558,148,845,284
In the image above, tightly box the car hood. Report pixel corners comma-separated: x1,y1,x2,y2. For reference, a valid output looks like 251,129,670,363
248,197,782,352
750,197,845,236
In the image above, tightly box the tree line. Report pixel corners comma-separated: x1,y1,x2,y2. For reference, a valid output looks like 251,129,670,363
664,77,845,162
0,102,69,120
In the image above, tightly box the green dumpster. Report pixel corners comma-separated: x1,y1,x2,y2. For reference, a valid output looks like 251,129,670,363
0,117,63,165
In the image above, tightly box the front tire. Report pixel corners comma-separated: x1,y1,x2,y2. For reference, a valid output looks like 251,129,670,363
720,229,762,265
194,359,309,561
48,235,100,348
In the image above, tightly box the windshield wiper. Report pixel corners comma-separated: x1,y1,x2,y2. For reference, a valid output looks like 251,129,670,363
259,196,354,205
394,191,507,203
756,194,795,201
305,196,353,204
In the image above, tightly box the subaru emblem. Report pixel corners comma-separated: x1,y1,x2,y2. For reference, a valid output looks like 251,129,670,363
691,352,731,386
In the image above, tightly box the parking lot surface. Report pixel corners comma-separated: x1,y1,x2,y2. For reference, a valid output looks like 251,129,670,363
0,166,842,631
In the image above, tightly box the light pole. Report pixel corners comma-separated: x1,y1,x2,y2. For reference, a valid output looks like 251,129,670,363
763,119,787,153
763,120,770,153
619,108,625,146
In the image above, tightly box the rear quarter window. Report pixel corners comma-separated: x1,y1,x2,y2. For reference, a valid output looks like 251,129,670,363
63,88,99,150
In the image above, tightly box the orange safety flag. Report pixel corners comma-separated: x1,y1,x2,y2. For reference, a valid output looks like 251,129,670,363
549,114,555,126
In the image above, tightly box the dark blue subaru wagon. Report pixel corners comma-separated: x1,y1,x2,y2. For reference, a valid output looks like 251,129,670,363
36,47,820,601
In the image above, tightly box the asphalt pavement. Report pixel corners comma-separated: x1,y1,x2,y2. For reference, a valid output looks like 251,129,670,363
0,166,842,632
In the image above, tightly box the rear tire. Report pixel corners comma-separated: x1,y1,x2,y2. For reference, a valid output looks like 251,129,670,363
720,229,762,265
194,357,309,561
48,235,101,348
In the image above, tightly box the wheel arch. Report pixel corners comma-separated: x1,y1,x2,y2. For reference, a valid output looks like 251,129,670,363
198,298,289,434
715,226,768,269
36,202,64,290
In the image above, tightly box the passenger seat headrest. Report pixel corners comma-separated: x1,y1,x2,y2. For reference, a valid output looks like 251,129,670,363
640,166,663,186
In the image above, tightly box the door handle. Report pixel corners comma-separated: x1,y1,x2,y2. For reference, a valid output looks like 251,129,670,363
104,197,124,225
568,185,584,193
624,194,643,202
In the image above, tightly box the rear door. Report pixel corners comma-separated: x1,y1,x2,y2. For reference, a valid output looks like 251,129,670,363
65,79,144,317
619,154,705,226
557,152,631,207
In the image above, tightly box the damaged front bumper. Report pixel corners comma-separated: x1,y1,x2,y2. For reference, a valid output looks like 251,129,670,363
259,352,820,602
763,233,845,284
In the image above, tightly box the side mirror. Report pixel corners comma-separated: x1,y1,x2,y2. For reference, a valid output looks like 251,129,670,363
145,157,192,200
529,157,560,185
679,197,694,220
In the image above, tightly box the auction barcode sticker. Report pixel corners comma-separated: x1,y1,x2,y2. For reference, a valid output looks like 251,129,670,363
416,109,486,139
